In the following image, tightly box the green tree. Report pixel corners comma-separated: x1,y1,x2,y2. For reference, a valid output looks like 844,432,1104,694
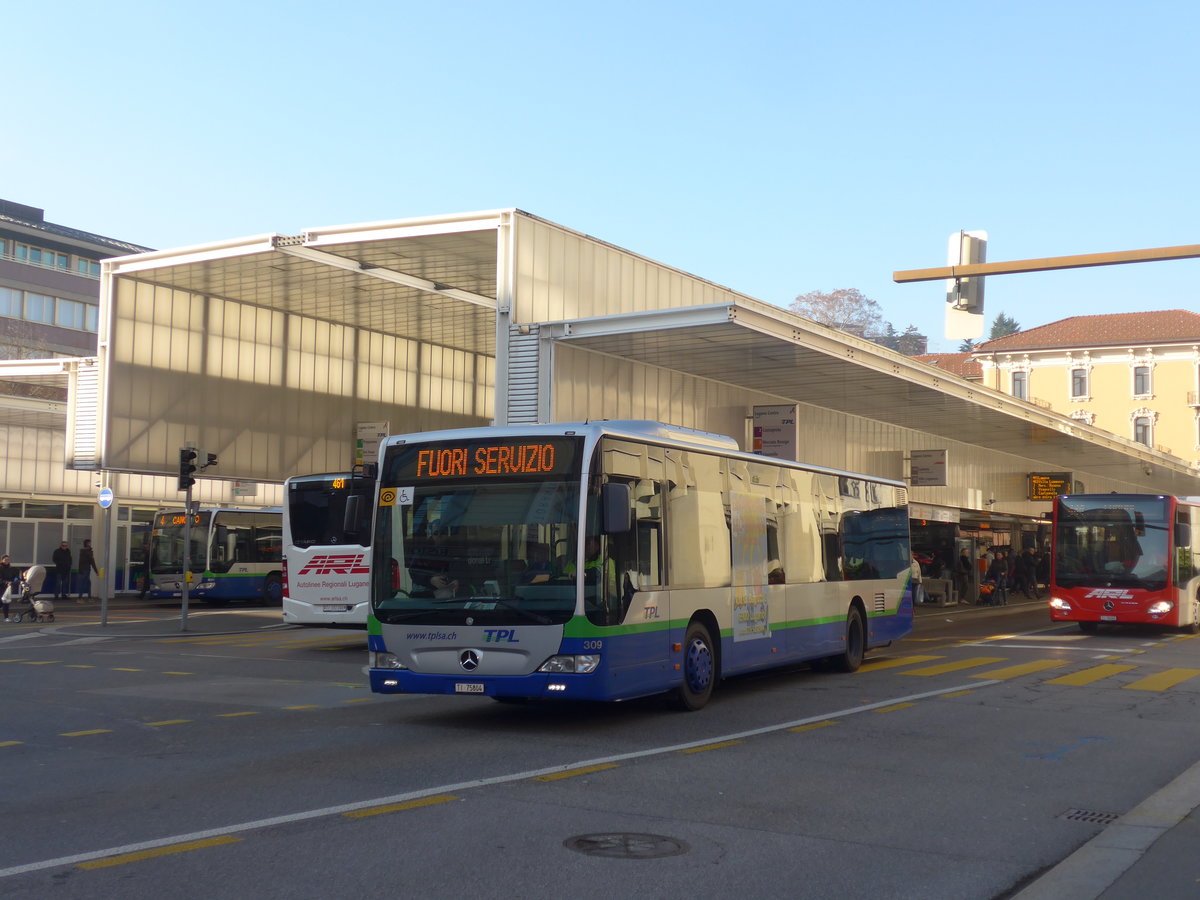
958,338,977,352
989,312,1021,340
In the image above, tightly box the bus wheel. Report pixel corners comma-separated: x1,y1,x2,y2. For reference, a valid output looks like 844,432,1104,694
673,621,716,711
263,573,283,605
833,606,865,673
1078,621,1099,634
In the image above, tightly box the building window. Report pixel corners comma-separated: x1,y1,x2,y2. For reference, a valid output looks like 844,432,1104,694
24,293,55,324
1133,365,1151,397
1070,368,1089,399
55,298,86,330
1011,371,1028,401
1134,416,1152,446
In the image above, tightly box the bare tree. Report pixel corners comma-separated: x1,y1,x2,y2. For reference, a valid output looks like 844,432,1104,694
790,288,884,339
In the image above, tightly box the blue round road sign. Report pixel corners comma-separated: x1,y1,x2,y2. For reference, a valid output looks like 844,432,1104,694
98,488,114,508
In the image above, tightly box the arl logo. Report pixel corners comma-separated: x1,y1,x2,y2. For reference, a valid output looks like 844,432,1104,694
298,554,370,576
1085,588,1135,600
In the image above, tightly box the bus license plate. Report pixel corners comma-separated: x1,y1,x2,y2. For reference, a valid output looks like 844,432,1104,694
321,605,351,613
1100,615,1117,621
455,683,485,694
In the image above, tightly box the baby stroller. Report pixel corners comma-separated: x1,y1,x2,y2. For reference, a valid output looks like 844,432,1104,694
11,565,52,623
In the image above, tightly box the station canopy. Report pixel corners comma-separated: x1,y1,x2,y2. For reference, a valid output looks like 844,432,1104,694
78,208,1199,496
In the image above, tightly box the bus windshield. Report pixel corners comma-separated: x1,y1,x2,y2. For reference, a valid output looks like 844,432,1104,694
1054,496,1170,591
151,511,211,574
286,475,373,548
374,436,585,626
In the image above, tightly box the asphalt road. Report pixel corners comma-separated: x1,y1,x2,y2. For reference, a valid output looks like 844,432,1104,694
3,600,1200,899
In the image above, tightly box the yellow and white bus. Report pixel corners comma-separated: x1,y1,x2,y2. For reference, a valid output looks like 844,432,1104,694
368,421,914,710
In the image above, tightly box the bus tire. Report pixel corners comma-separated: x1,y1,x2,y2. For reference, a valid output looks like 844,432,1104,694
263,573,283,605
832,605,865,673
1078,621,1098,634
673,621,716,711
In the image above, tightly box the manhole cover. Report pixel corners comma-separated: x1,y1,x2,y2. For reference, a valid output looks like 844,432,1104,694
564,833,690,859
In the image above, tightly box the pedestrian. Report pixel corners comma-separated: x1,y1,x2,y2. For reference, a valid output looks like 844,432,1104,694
52,541,72,602
77,539,99,602
986,550,1009,606
910,553,925,605
0,554,18,622
956,548,973,604
1016,546,1041,599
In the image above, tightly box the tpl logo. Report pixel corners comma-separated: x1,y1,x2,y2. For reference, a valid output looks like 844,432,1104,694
1085,588,1135,600
483,629,519,643
298,554,370,575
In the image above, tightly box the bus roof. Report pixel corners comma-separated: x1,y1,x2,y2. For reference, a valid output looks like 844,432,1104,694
379,420,906,489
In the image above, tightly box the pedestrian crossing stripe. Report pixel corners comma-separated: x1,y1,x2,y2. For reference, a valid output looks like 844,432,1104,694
1123,668,1200,691
1044,664,1138,686
902,657,1007,676
970,659,1070,680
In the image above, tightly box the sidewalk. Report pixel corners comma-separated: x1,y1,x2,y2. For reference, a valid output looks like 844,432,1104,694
33,599,292,637
913,589,1047,618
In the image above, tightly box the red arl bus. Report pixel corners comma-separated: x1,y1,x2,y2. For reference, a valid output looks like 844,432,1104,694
1049,493,1200,633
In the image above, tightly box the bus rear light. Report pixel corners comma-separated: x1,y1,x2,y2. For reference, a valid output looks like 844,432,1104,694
1148,600,1174,616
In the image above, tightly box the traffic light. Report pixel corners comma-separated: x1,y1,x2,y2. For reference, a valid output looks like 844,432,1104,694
178,448,198,491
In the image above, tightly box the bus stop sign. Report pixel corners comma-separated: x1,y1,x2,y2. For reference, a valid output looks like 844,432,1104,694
97,487,114,508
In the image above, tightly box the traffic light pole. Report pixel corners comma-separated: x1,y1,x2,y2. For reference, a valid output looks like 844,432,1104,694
180,485,192,632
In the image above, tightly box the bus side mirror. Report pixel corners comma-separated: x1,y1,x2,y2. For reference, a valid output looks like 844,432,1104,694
344,496,362,540
601,483,632,534
1176,522,1191,547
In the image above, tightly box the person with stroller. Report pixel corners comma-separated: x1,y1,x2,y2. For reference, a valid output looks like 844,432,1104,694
1,554,19,622
52,541,72,602
985,550,1010,606
12,565,48,623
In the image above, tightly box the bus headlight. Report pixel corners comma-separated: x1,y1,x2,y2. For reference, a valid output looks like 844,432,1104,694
538,654,600,674
370,651,406,670
1048,597,1071,611
1148,601,1174,616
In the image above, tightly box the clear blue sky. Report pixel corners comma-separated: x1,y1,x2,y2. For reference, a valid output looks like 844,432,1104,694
7,0,1197,351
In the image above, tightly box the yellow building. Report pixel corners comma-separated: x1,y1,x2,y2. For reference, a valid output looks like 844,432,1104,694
973,310,1200,465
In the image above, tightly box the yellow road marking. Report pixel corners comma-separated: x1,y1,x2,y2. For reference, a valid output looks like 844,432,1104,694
216,711,261,718
788,721,839,733
343,794,458,818
147,719,191,727
21,660,59,666
1044,664,1138,686
77,835,240,869
283,705,320,710
111,667,142,672
341,698,373,704
681,740,743,754
941,690,975,698
162,671,194,676
1124,668,1200,692
0,741,22,748
65,664,95,669
874,702,917,713
971,660,1070,680
902,657,1007,677
859,655,943,672
61,729,113,737
532,763,620,782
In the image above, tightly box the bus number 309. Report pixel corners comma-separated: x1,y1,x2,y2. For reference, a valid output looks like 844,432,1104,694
582,640,604,650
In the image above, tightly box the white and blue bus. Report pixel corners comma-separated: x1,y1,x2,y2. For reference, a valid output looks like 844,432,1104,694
368,421,914,710
282,472,374,627
149,507,284,606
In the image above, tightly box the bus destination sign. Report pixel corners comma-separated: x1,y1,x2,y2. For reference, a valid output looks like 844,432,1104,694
1028,472,1072,500
395,437,581,481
